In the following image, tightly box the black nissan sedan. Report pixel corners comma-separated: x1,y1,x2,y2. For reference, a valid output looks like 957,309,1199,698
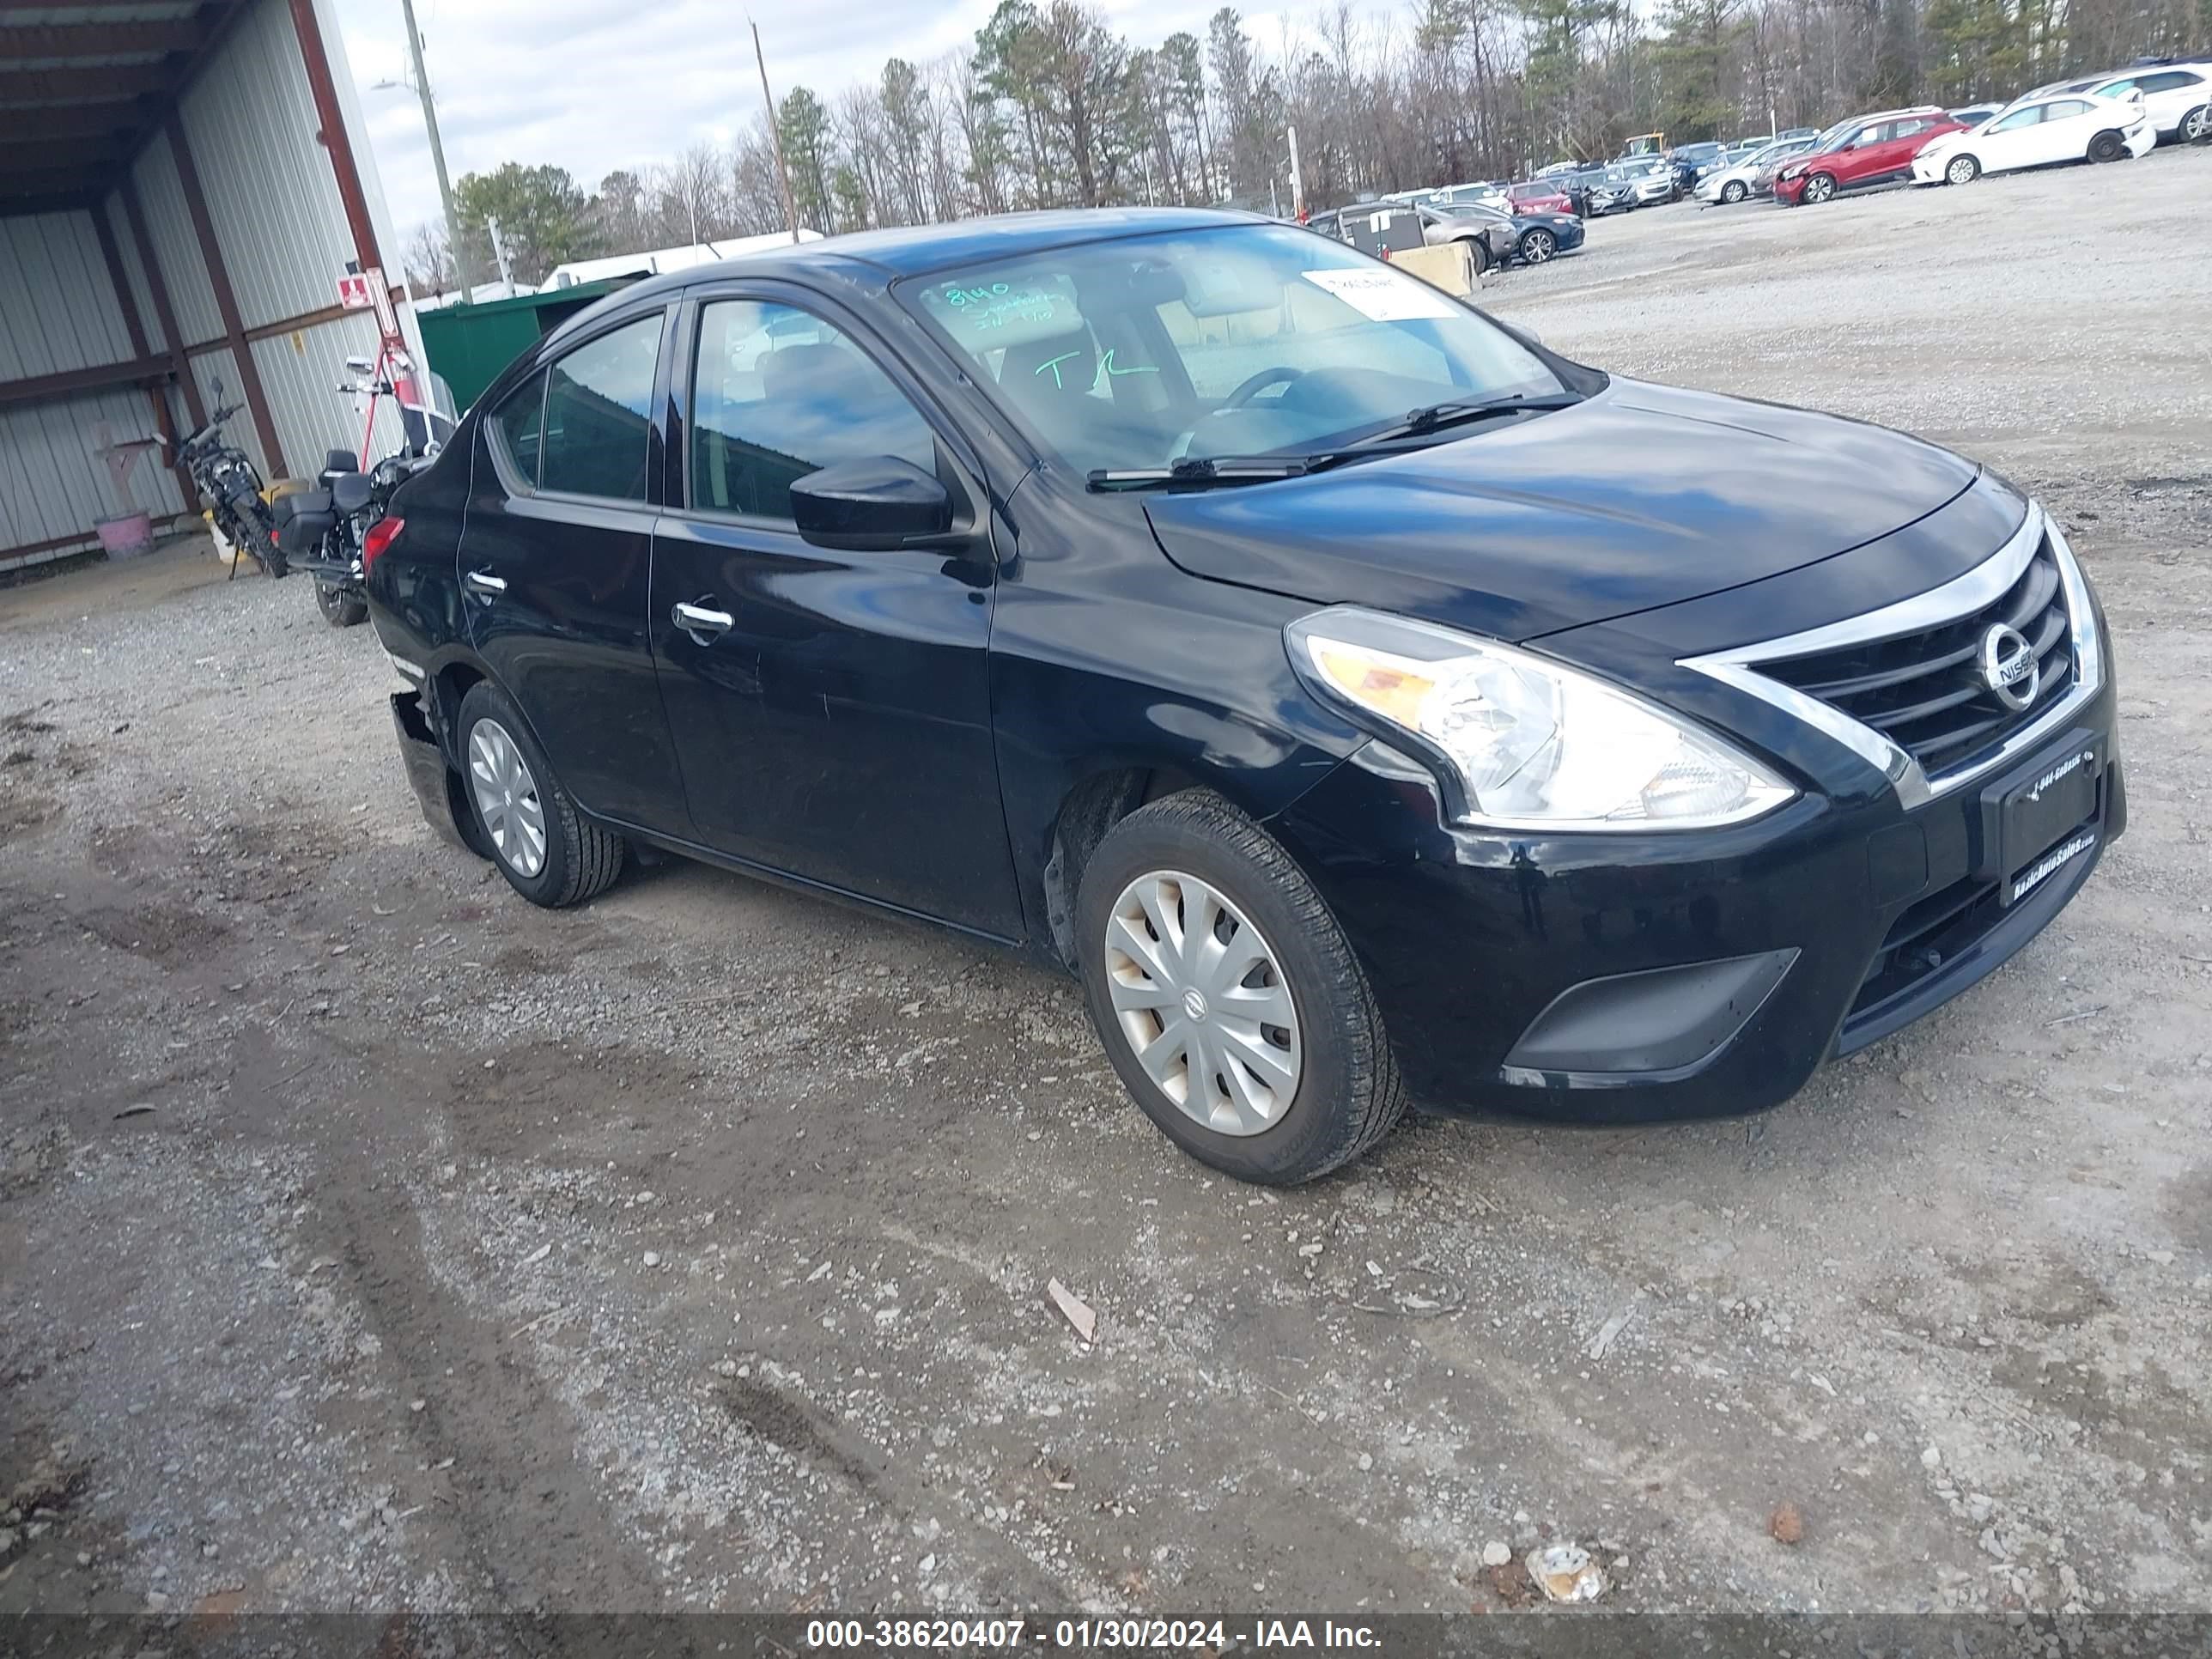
367,208,2122,1185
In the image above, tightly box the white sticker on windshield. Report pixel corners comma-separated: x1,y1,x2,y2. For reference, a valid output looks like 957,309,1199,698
1300,266,1457,321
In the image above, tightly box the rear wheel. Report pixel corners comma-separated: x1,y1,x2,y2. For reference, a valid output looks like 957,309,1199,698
1721,179,1747,204
2184,105,2209,142
2087,130,2125,163
1945,153,1981,185
315,580,368,628
1518,227,1559,264
455,683,624,908
1802,171,1837,204
1076,791,1405,1185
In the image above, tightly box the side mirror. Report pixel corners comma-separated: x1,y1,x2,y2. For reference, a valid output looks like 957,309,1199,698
791,455,953,551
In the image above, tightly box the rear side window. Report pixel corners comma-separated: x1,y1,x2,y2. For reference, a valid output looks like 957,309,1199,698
540,313,663,501
493,371,545,485
2139,70,2199,91
688,299,936,522
2048,100,2094,118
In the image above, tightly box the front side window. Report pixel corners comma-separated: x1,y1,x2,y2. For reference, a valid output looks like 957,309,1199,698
493,370,546,485
902,224,1565,474
540,313,663,501
689,299,936,521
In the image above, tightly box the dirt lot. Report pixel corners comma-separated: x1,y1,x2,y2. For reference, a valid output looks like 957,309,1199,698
4,149,2209,1626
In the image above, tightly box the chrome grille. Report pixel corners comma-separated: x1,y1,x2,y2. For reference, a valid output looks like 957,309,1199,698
1756,532,2075,779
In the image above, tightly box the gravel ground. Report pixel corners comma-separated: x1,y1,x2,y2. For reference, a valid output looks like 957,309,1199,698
3,147,2210,1627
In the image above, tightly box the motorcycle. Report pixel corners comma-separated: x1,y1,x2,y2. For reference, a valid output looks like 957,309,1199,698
271,360,459,629
170,385,283,580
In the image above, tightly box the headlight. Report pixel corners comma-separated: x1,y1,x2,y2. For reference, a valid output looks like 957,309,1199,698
1286,607,1796,831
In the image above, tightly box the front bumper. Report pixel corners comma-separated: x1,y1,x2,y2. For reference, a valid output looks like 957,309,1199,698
1911,151,1951,182
1272,650,2122,1124
2125,123,2156,157
1772,173,1809,204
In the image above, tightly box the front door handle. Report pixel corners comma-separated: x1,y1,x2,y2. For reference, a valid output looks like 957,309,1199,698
464,568,507,599
672,600,734,644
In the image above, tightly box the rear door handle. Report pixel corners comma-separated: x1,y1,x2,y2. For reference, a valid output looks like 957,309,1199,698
673,600,734,643
464,568,506,598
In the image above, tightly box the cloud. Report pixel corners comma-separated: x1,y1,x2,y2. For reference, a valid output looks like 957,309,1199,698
334,0,1294,248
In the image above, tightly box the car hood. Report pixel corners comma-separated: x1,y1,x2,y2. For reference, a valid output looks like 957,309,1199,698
1141,378,1982,643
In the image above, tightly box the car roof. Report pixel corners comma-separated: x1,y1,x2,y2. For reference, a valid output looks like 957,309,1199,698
583,207,1268,306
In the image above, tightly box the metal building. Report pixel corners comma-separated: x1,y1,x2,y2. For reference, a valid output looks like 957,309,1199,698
1,0,410,574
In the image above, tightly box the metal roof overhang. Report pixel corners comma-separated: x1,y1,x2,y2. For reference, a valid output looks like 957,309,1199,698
0,2,248,214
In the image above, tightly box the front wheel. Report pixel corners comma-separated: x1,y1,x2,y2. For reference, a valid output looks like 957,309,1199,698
1945,154,1980,185
1518,227,1558,264
1721,180,1747,204
2087,130,2125,163
2183,104,2209,143
1076,791,1405,1184
454,683,625,908
1802,172,1837,204
315,581,368,628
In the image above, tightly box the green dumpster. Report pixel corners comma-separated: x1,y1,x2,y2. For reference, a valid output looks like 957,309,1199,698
416,276,640,412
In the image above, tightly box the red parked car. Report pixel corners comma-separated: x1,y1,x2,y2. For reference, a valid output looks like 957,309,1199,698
1773,106,1966,204
1507,180,1576,216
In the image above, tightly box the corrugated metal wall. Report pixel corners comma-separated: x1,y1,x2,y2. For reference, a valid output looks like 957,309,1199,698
0,210,187,569
3,0,409,571
0,214,136,380
0,388,186,556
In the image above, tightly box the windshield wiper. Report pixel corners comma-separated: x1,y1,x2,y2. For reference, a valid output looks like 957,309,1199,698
1319,392,1585,458
1086,455,1316,491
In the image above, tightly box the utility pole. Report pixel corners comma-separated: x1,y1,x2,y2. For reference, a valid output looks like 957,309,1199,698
751,21,803,243
1286,123,1304,219
400,0,471,303
485,216,514,288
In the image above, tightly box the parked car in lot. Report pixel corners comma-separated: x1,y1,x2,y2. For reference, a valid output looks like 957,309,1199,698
1913,93,2154,183
1668,140,1728,195
1413,202,1583,266
1607,156,1677,205
1561,167,1633,216
1506,179,1575,216
369,207,2121,1184
2075,63,2212,142
1310,202,1521,274
1948,104,2004,129
1695,134,1819,203
1774,107,1966,204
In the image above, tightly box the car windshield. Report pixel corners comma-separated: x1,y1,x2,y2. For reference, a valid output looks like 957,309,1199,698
900,224,1566,476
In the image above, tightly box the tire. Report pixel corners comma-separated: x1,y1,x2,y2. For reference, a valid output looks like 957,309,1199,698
1074,790,1406,1185
1945,153,1980,185
454,682,624,908
1455,234,1491,277
1721,180,1747,204
2087,130,2125,163
1802,172,1837,204
2184,105,2209,143
315,581,368,628
1519,227,1558,264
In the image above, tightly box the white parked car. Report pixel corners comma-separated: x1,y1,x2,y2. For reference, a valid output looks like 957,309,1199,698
2024,61,2211,142
1911,93,2153,184
1695,135,1819,203
2081,64,2211,141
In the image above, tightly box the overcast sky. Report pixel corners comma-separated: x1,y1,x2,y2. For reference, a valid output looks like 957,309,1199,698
333,0,1302,250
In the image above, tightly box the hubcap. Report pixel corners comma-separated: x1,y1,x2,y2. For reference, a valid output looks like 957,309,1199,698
2187,108,2209,139
1103,870,1302,1137
1808,175,1832,201
1948,157,1974,184
467,719,548,878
